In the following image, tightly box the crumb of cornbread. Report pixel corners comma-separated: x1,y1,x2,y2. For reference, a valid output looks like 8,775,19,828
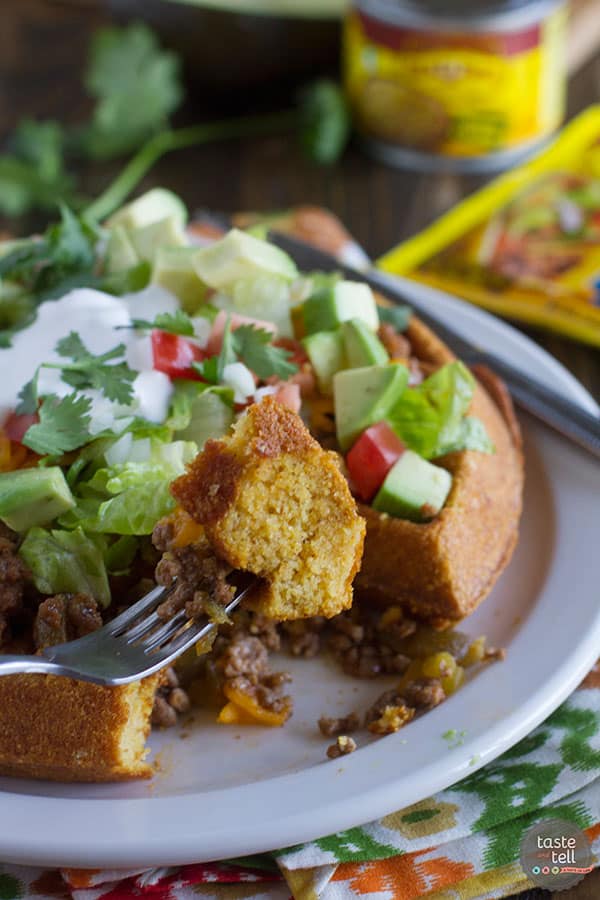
171,397,366,621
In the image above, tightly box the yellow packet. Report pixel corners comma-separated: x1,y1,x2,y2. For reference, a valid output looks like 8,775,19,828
378,106,600,347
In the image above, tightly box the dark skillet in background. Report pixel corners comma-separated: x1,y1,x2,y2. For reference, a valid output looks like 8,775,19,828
107,0,343,103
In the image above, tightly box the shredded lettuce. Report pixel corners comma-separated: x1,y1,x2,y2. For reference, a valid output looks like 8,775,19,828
388,362,493,459
59,437,197,535
61,480,176,535
19,526,111,607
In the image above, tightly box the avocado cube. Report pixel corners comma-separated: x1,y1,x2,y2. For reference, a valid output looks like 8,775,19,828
303,330,348,395
303,281,379,336
334,364,408,452
0,467,75,532
373,451,452,521
192,229,298,289
342,318,389,368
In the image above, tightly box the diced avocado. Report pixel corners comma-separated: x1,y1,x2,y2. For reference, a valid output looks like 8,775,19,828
176,390,234,449
342,318,389,368
106,188,188,230
105,225,140,274
192,229,298,289
0,467,75,532
151,246,208,313
303,330,347,395
303,281,379,336
372,451,452,521
129,215,189,263
334,364,409,452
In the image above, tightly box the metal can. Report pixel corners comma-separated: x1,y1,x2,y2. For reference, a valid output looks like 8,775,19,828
343,0,568,172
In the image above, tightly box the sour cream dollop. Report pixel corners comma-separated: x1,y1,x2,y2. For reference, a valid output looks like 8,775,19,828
0,284,180,431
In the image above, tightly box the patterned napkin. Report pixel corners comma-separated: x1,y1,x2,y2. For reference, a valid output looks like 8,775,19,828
1,209,598,900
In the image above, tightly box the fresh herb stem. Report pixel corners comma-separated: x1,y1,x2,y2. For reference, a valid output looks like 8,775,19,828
84,111,299,223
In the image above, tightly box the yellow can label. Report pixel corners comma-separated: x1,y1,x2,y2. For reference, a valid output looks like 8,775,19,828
344,6,567,157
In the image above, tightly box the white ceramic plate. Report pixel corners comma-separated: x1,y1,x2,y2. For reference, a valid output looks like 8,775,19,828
1,280,599,869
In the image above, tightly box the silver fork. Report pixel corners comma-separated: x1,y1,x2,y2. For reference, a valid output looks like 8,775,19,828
0,577,253,686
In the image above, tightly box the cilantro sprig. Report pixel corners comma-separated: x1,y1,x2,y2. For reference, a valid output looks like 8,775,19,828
0,206,96,297
0,25,181,217
0,206,101,347
21,393,92,456
233,326,298,381
192,319,298,386
0,22,350,222
80,23,183,161
17,333,137,455
45,332,137,405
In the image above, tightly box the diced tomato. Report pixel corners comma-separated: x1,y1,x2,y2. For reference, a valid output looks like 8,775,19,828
273,382,301,414
3,411,39,443
273,336,309,367
206,310,277,357
151,330,205,380
346,422,405,503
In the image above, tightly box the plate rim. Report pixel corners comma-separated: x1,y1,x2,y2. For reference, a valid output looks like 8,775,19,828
1,284,599,868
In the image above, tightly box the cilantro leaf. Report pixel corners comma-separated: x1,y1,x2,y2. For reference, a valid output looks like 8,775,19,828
192,321,298,385
130,309,194,337
233,326,298,381
60,362,135,405
45,332,136,405
22,393,92,456
378,304,412,333
55,332,95,361
82,23,183,160
15,370,39,416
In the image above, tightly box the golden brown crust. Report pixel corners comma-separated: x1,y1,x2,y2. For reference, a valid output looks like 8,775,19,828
172,441,244,525
355,317,524,628
171,400,317,527
0,673,160,782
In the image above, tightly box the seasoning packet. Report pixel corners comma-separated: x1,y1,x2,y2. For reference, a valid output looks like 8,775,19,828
378,106,600,347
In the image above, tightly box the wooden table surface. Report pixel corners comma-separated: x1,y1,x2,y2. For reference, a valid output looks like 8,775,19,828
2,3,599,897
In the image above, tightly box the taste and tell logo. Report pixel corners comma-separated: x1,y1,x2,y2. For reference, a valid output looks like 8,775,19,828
520,818,593,891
